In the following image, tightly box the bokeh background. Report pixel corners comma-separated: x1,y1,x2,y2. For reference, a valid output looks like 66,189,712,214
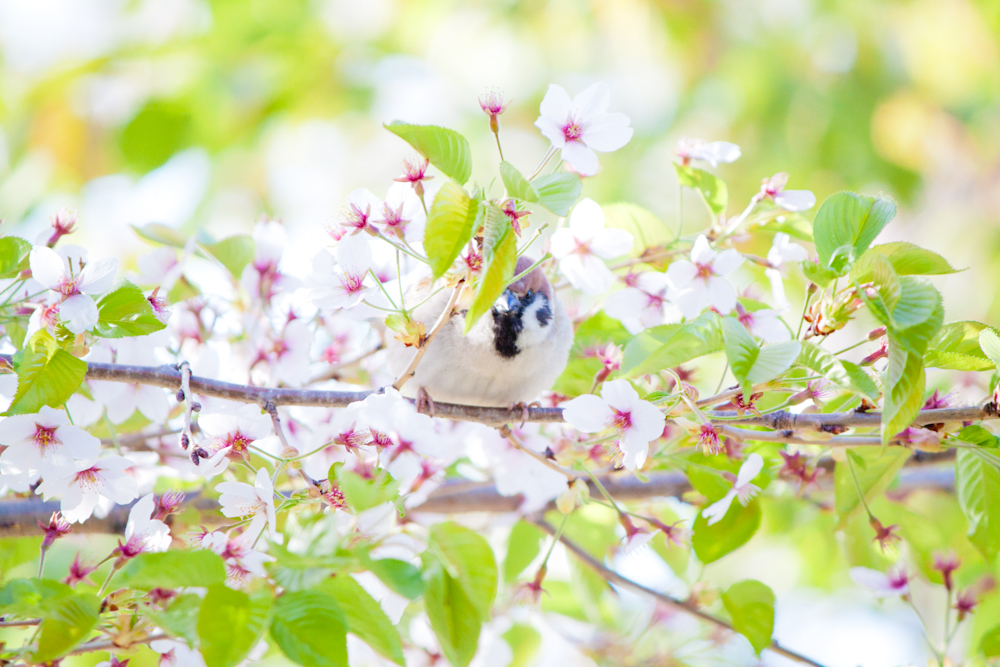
1,0,999,665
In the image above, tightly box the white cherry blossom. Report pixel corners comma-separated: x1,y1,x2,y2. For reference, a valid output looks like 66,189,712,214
562,380,665,470
118,493,171,557
216,468,277,544
675,137,741,167
756,172,816,212
151,639,208,667
197,403,274,475
331,188,383,239
550,199,633,294
202,530,275,587
766,232,809,310
735,305,791,342
604,272,681,333
849,566,910,597
29,245,118,334
309,234,376,311
0,405,101,480
36,455,139,523
534,82,633,176
376,182,426,243
667,235,743,318
701,453,764,526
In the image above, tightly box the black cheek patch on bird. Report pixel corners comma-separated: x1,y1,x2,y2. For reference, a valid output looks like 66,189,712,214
535,303,552,326
492,311,522,358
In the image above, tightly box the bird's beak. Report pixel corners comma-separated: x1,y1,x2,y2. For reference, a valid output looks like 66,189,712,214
494,289,520,313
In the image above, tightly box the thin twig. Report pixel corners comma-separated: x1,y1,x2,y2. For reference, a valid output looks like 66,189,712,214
500,425,581,480
63,632,166,657
179,361,195,453
392,282,465,391
529,517,828,667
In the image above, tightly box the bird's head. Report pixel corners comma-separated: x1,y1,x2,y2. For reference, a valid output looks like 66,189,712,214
491,256,556,359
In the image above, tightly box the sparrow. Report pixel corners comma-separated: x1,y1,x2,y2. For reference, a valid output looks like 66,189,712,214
388,256,573,407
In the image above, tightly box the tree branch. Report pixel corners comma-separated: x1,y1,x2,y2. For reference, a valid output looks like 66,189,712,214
529,516,828,667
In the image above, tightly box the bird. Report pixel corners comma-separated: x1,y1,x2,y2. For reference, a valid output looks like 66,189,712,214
388,256,573,408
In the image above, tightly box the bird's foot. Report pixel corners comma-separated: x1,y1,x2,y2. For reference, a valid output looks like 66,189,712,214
508,401,541,428
416,386,436,417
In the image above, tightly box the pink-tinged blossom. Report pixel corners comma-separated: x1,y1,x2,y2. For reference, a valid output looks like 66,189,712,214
64,553,97,587
549,199,634,294
667,235,743,318
701,453,764,525
675,137,741,168
756,173,816,212
309,234,376,311
393,157,433,199
198,404,274,474
735,304,791,342
331,188,382,239
480,89,510,133
618,514,654,555
604,271,680,333
765,233,809,310
91,380,171,425
0,405,101,480
376,182,426,243
36,455,139,523
266,319,313,387
562,380,665,470
216,468,277,544
29,245,118,334
43,208,77,247
534,82,633,176
202,530,275,587
117,493,171,559
150,639,207,667
38,511,71,550
850,566,910,597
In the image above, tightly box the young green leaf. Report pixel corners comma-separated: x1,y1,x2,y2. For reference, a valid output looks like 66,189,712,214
205,234,255,278
797,341,879,399
270,590,348,667
979,329,1000,370
500,161,539,203
144,594,202,647
0,235,32,279
674,163,728,216
464,204,517,333
428,521,498,621
854,242,960,278
503,520,545,584
365,557,425,600
722,317,800,398
199,584,273,667
335,467,399,512
4,330,87,416
833,447,910,526
94,280,167,338
721,580,775,656
531,172,582,216
621,312,723,378
33,593,100,663
423,559,482,667
319,576,405,666
955,449,1000,559
0,578,77,616
924,321,995,371
812,191,896,273
691,501,761,564
385,122,472,184
424,181,483,279
116,549,227,590
881,345,926,445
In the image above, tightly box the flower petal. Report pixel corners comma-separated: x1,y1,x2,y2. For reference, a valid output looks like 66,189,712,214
701,490,736,526
736,452,765,488
711,249,744,276
774,190,816,212
534,116,566,148
60,294,99,334
599,380,640,413
590,229,634,259
538,84,572,124
705,277,737,314
560,141,599,177
562,395,614,433
666,260,697,290
582,112,633,152
571,81,611,119
78,257,118,295
568,198,605,240
29,247,67,290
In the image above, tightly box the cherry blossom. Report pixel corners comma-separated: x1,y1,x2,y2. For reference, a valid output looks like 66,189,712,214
202,530,275,587
735,304,790,342
198,403,274,471
849,566,910,597
331,188,382,239
562,380,665,470
701,453,764,525
36,455,139,523
150,639,208,667
667,235,743,318
216,468,277,544
765,232,809,310
0,405,101,480
117,493,171,559
393,157,432,199
756,172,816,211
466,424,566,512
549,198,634,294
262,318,313,387
675,137,741,167
309,234,376,311
534,82,633,176
604,271,680,333
29,245,118,334
376,182,426,243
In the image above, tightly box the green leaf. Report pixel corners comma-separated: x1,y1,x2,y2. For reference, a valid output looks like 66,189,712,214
0,235,32,279
132,222,189,248
692,501,761,564
854,242,960,278
955,449,1000,559
504,624,542,667
4,330,87,416
318,576,405,666
980,329,1000,370
801,260,841,288
621,312,723,377
423,559,481,667
983,623,1000,657
531,172,582,216
504,520,545,584
797,341,879,399
424,181,483,279
335,467,399,512
674,164,728,216
884,277,943,355
957,424,999,449
94,280,167,338
812,192,896,273
270,590,348,667
500,162,538,203
882,345,926,444
722,317,800,398
721,580,775,656
385,122,472,184
924,321,995,371
464,204,517,333
602,203,671,254
0,578,76,616
33,593,100,663
205,234,254,278
834,447,911,526
117,549,227,590
198,584,273,667
145,593,202,647
428,521,498,621
366,558,425,600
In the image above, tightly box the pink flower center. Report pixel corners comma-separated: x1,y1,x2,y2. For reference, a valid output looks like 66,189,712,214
611,408,632,431
56,275,82,297
345,204,372,230
370,429,392,449
75,467,101,491
338,272,365,294
695,262,715,280
33,425,59,450
226,432,253,453
562,121,583,142
382,203,407,229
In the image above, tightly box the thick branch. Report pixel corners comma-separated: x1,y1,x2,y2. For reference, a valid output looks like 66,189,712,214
529,517,827,667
